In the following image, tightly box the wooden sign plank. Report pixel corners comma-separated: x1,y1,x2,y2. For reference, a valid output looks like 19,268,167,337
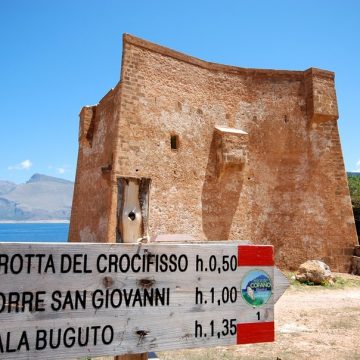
0,242,279,359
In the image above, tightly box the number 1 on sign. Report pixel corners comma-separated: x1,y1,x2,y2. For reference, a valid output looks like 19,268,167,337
256,311,260,320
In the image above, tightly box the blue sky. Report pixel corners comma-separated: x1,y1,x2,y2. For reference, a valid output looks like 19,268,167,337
0,0,359,183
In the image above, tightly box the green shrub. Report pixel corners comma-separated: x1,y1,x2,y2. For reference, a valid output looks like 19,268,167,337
348,174,360,241
348,174,360,205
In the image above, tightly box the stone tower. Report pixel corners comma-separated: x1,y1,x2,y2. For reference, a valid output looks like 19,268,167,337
69,34,357,272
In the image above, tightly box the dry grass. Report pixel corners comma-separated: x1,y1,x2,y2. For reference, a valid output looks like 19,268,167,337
285,271,360,290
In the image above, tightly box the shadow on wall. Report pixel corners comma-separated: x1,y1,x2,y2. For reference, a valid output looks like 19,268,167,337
353,206,360,244
201,135,244,240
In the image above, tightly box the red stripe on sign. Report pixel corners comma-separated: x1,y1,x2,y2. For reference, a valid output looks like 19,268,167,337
238,245,274,266
237,322,275,344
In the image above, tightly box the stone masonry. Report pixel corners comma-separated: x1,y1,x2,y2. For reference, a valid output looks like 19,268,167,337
69,34,358,272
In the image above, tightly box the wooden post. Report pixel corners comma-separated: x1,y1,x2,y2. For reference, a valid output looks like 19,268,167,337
115,177,151,360
115,355,148,360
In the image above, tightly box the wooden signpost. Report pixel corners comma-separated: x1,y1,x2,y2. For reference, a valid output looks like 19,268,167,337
0,241,288,359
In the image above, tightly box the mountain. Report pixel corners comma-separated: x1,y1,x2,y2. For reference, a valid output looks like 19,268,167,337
0,180,17,195
348,172,360,177
0,174,74,221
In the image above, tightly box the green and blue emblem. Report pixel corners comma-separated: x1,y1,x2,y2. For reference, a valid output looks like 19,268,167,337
241,269,272,307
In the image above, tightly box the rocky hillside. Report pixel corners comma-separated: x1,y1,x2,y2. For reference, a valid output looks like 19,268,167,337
0,174,74,221
0,180,17,195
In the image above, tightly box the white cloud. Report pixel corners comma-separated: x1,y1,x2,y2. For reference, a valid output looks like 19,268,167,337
48,164,67,175
355,159,360,172
21,160,32,169
8,159,33,171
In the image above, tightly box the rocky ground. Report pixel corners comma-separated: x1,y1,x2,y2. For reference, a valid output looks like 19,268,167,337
159,273,360,360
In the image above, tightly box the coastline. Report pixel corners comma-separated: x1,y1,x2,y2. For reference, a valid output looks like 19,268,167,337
0,220,70,224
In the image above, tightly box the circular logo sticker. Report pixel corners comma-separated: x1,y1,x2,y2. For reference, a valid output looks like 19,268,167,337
241,270,272,307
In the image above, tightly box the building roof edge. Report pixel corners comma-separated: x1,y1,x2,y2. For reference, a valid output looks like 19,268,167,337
123,34,335,80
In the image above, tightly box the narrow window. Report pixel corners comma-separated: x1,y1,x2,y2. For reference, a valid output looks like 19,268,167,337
171,135,179,150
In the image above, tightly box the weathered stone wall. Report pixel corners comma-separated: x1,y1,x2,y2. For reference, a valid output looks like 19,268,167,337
69,86,119,243
69,34,358,272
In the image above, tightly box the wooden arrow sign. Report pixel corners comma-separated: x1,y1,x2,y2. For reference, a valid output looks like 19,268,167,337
0,242,288,359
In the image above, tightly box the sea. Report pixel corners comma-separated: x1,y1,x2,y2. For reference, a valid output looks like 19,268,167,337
0,223,69,242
